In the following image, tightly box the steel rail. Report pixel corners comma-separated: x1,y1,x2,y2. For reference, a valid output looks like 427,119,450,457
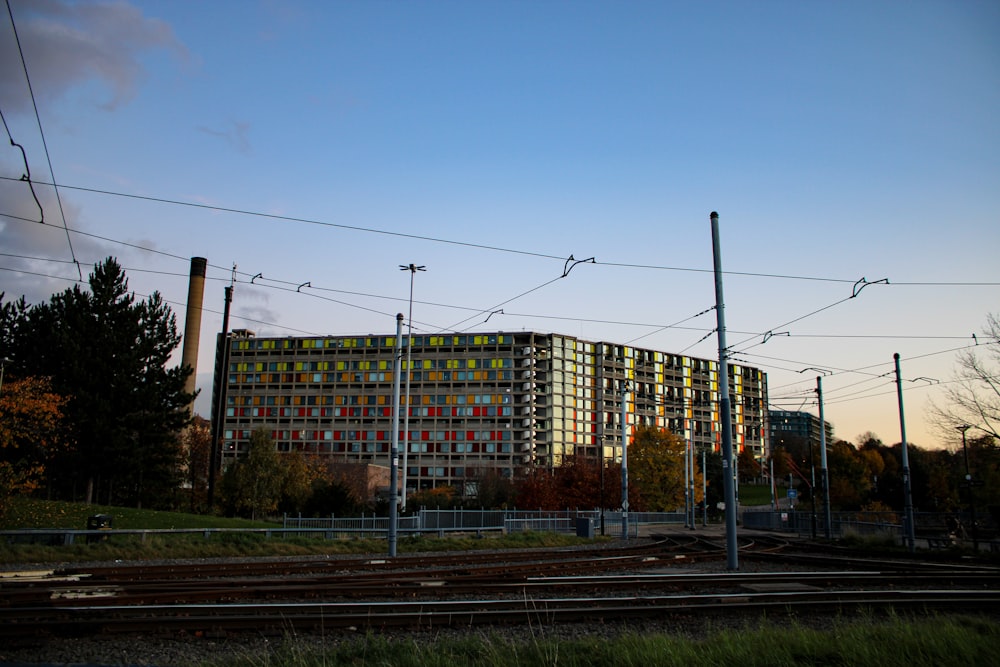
2,589,997,639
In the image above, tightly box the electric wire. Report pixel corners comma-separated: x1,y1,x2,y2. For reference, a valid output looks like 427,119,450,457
0,178,566,263
4,0,80,279
0,263,325,337
0,105,43,223
8,176,997,288
439,274,565,334
4,238,992,365
726,294,858,355
625,306,716,345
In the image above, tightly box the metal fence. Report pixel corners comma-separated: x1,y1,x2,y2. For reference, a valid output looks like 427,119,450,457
740,508,997,546
0,509,694,546
281,509,679,537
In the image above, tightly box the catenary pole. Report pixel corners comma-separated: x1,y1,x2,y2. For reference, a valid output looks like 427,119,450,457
710,211,739,570
388,313,404,558
207,279,234,511
399,264,425,510
817,376,831,538
893,353,917,553
957,424,979,551
684,432,691,528
688,435,696,529
621,381,630,539
702,449,708,526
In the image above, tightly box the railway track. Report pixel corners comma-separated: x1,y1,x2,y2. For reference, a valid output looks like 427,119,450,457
2,534,997,640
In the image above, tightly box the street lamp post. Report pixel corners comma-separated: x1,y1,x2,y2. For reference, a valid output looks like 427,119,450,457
956,424,979,551
398,263,425,510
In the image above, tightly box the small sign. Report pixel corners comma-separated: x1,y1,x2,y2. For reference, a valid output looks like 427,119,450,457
787,489,798,499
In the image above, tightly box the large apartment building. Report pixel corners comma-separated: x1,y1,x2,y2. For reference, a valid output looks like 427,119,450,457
768,410,834,451
215,330,768,497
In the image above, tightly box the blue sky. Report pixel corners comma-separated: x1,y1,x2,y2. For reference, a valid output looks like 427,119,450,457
1,0,997,450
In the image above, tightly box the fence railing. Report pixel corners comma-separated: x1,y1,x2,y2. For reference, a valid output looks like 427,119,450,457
1,509,682,545
740,508,997,546
284,509,681,538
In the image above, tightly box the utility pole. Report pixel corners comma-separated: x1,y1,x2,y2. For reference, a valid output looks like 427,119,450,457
893,353,917,552
388,313,404,557
710,211,739,570
956,424,979,551
621,380,630,540
702,449,708,527
207,269,235,511
398,264,425,510
817,375,831,538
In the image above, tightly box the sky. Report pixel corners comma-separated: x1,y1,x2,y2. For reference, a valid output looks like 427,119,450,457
1,0,998,451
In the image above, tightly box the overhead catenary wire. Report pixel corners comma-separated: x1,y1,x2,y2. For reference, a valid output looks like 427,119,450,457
4,0,80,280
0,263,329,337
4,213,994,359
0,105,43,223
625,306,716,345
7,177,998,289
3,186,994,369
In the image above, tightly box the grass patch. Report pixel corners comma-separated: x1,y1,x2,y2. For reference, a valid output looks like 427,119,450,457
0,498,607,564
738,483,774,507
198,614,1000,667
840,526,902,549
1,496,274,530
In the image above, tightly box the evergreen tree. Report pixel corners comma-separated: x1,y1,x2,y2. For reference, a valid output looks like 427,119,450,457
1,258,193,507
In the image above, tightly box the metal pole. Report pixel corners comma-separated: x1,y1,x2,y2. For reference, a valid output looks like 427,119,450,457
207,282,233,511
808,437,817,538
957,425,979,551
893,353,917,553
710,211,739,570
684,431,691,528
817,376,831,538
766,418,777,511
688,436,696,529
621,381,629,539
769,456,776,510
399,264,424,510
701,449,708,526
388,313,404,557
599,444,606,536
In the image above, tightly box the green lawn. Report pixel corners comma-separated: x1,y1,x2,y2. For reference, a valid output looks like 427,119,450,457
0,496,275,530
200,614,1000,667
738,483,774,506
0,497,604,564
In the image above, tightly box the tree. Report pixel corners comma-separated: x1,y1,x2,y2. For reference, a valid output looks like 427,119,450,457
1,259,194,507
628,425,697,512
408,486,459,510
928,313,1000,442
277,451,324,515
737,446,761,483
219,429,284,519
465,468,515,509
0,376,70,517
514,457,613,511
302,478,364,517
825,440,872,510
183,416,212,513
